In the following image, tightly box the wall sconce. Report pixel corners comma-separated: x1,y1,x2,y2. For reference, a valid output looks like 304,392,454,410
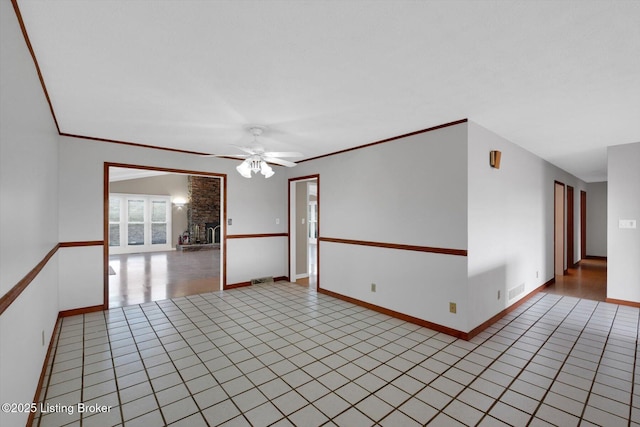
172,197,187,209
490,150,502,169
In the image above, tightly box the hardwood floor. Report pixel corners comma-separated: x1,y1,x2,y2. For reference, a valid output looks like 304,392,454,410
544,257,607,301
108,249,221,308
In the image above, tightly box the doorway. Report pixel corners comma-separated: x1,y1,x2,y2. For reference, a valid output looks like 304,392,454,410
547,185,608,301
567,185,574,268
289,175,319,289
554,181,565,276
580,190,587,260
105,164,226,308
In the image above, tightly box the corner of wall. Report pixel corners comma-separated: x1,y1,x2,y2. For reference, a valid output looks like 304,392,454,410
607,142,640,302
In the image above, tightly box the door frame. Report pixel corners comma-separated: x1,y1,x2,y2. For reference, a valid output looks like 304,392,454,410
288,174,320,289
104,162,227,309
567,185,574,269
580,190,587,260
554,181,566,276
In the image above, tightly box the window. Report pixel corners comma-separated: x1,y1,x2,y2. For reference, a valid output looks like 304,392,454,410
109,194,172,254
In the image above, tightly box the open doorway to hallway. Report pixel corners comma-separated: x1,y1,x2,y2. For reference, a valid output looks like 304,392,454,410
547,183,607,301
106,165,225,307
289,175,319,289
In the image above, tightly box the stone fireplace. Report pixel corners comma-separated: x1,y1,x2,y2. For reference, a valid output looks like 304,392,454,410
186,175,220,244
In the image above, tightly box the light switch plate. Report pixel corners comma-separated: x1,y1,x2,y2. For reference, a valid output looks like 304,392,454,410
619,219,637,229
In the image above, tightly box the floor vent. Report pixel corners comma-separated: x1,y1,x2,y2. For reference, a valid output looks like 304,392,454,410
508,283,525,300
251,276,274,285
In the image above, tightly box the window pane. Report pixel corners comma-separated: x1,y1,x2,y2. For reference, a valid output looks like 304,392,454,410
109,224,120,246
128,224,144,245
151,201,167,222
109,199,120,222
128,200,144,222
152,224,167,245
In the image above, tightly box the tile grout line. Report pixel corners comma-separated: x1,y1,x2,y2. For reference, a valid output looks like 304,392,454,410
185,286,375,423
193,284,443,425
169,285,552,426
327,293,550,425
630,310,640,425
119,303,175,426
103,309,127,427
79,315,85,427
421,295,554,424
430,293,579,426
151,295,266,425
531,301,617,425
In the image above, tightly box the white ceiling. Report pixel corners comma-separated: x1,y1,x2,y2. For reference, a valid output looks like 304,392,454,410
16,0,640,182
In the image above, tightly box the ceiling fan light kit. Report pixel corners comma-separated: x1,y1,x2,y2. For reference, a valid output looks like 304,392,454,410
236,156,275,178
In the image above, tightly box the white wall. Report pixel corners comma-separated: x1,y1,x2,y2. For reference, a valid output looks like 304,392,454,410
289,123,470,331
227,237,288,284
57,136,288,306
0,0,60,424
586,181,607,257
607,142,640,302
467,121,587,331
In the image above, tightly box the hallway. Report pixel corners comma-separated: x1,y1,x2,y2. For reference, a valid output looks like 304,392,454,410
545,258,607,302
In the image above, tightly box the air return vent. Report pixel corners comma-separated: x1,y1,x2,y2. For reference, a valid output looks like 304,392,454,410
508,283,525,300
251,276,274,285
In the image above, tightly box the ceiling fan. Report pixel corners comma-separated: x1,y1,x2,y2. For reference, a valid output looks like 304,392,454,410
205,126,303,178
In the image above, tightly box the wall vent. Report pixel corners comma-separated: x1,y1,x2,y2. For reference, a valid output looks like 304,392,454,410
508,283,525,300
251,276,274,285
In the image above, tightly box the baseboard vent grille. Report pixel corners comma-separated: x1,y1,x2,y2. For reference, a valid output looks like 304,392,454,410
508,283,525,300
251,276,274,285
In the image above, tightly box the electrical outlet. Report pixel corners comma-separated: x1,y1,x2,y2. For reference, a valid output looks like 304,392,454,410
449,302,457,314
371,283,376,292
227,218,232,226
275,218,280,225
497,290,501,300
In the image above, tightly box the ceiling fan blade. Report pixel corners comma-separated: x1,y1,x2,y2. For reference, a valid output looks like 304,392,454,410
263,151,303,158
231,145,258,155
200,154,249,159
264,157,297,167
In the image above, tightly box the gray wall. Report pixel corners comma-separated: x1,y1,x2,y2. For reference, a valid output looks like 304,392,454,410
607,142,640,302
467,121,587,329
586,181,607,257
288,122,470,331
0,1,61,424
110,173,189,248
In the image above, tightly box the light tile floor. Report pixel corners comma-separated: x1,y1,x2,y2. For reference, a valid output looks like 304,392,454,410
32,282,640,426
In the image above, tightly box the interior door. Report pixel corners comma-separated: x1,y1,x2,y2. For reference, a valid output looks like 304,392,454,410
554,182,565,276
567,186,574,268
580,190,587,260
